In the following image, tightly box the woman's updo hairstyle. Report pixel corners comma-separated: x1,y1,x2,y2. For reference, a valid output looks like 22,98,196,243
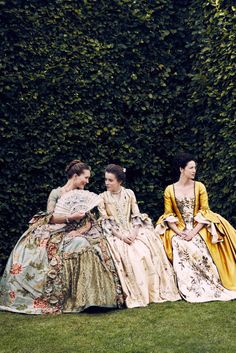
105,164,126,184
65,160,91,179
172,152,196,177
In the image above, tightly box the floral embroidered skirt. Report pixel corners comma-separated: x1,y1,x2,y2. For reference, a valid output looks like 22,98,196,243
102,219,181,308
0,217,124,314
172,234,236,302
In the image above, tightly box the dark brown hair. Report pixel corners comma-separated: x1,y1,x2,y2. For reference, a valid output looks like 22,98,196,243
105,164,126,183
172,153,196,179
173,153,196,170
65,160,90,179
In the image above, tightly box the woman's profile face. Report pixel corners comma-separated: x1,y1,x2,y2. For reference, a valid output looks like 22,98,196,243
75,169,91,189
105,172,122,192
180,160,196,180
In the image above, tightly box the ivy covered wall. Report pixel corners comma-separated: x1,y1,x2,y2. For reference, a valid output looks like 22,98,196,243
0,0,235,271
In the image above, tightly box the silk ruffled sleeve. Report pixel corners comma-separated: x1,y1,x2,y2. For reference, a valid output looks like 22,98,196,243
126,189,153,228
156,186,178,234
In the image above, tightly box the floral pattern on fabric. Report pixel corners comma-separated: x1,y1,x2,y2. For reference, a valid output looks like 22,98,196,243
0,213,125,314
172,197,236,302
99,188,181,308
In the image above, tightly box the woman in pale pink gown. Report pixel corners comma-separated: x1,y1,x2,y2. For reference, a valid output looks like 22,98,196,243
99,164,181,308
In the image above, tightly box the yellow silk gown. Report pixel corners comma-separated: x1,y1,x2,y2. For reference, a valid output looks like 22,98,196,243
156,181,236,301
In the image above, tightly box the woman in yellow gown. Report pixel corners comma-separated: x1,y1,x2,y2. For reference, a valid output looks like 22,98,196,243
156,153,236,302
99,164,181,308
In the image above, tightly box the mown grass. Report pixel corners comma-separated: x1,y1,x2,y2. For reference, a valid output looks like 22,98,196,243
0,300,235,353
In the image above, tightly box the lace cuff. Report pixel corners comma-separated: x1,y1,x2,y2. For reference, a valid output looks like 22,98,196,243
194,212,224,244
100,218,119,238
155,215,178,235
131,213,153,229
165,215,179,223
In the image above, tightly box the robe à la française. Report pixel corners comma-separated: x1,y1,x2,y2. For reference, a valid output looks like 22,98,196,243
156,181,236,299
0,188,124,314
99,187,181,308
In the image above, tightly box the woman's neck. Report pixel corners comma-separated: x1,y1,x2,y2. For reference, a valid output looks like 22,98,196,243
62,179,75,192
177,176,194,186
110,186,122,194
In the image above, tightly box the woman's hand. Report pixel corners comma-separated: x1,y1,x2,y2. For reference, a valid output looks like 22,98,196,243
111,228,136,245
123,231,137,244
168,222,187,239
127,229,138,242
177,230,188,238
182,222,204,241
50,211,86,225
182,230,196,241
123,234,133,245
69,211,86,222
111,228,131,244
29,217,38,224
67,221,92,238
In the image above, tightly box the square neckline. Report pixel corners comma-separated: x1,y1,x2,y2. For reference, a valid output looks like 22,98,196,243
173,181,196,201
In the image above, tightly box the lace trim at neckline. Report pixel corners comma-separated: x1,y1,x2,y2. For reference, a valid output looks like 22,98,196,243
175,196,195,201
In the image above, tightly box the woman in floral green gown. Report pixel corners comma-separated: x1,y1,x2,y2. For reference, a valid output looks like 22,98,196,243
0,160,124,314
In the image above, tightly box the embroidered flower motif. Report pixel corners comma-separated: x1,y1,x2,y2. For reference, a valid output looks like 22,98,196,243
33,297,48,309
39,238,49,248
9,291,16,300
41,304,61,315
47,243,58,259
10,263,23,275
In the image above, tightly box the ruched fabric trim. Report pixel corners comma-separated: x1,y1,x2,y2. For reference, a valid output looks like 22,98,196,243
194,212,224,244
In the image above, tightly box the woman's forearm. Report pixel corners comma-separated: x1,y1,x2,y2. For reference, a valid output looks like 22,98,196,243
191,222,205,236
50,214,72,224
111,228,123,240
50,211,85,224
167,222,183,236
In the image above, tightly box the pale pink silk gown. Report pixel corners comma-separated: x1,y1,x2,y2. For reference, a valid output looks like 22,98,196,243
99,187,181,308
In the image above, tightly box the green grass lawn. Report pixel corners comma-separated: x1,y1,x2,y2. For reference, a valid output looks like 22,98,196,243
0,300,235,353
